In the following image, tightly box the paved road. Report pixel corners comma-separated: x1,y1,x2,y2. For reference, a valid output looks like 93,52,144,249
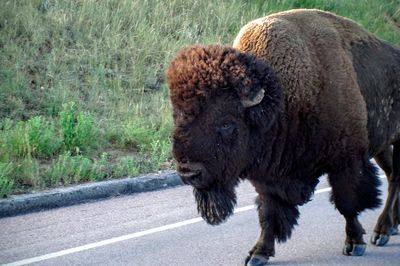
0,176,399,266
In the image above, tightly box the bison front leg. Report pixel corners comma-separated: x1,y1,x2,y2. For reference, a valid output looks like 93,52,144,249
245,194,299,266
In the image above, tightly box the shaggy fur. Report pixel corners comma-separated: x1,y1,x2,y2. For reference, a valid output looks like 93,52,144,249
194,184,237,225
167,45,282,126
167,9,400,264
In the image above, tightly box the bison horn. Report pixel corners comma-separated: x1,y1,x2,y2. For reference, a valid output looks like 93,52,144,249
241,89,265,107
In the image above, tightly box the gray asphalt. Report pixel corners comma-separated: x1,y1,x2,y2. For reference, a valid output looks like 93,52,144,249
1,177,399,266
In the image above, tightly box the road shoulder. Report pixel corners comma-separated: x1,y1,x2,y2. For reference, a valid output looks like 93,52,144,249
0,171,182,218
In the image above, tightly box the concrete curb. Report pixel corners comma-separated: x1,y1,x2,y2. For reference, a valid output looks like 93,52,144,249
0,171,183,218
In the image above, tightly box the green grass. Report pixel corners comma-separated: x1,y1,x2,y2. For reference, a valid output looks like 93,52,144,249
0,0,399,197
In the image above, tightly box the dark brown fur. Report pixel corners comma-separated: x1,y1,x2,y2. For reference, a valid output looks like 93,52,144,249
166,9,400,264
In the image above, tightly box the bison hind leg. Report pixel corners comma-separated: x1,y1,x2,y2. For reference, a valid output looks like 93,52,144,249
328,157,381,256
372,142,400,246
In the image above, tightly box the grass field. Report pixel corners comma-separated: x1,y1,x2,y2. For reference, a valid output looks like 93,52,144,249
0,0,399,197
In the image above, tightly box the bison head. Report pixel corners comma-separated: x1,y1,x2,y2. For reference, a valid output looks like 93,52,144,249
166,45,282,225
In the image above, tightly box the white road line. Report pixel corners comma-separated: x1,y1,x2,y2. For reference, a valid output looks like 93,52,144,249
315,187,332,194
2,217,204,266
0,186,334,266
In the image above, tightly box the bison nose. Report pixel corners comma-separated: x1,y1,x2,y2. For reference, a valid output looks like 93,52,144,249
177,163,204,186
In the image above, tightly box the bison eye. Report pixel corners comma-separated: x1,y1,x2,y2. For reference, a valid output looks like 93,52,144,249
218,122,235,136
221,123,232,130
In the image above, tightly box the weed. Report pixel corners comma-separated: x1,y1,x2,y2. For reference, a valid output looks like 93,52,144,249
0,163,14,198
0,116,61,161
13,157,41,189
0,118,13,131
59,102,99,153
46,152,97,185
113,156,140,178
28,116,61,158
0,121,31,159
46,151,141,185
93,152,112,180
143,139,171,171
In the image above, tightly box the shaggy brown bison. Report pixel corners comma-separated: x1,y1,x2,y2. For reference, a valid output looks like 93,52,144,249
166,9,400,266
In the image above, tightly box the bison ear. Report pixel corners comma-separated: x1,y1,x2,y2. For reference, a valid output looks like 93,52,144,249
235,54,283,130
246,96,281,131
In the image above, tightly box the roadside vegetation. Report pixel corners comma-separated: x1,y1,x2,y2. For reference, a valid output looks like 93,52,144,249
0,0,399,197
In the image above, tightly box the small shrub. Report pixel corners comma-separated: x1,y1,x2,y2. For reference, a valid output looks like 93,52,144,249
13,157,41,188
104,126,124,146
92,152,111,179
46,152,97,185
0,118,13,131
28,116,62,158
59,102,99,153
121,119,152,149
59,102,76,151
0,163,14,198
113,156,140,178
1,121,31,159
0,116,61,160
75,111,98,149
148,139,171,170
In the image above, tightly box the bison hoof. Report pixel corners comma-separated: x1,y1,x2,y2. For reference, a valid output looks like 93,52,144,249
342,242,366,256
390,227,398,235
245,255,269,266
370,232,390,246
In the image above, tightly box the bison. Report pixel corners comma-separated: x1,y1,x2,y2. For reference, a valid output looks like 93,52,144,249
166,9,400,266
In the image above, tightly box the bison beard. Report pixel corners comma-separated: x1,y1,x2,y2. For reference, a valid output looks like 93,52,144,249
194,184,237,225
